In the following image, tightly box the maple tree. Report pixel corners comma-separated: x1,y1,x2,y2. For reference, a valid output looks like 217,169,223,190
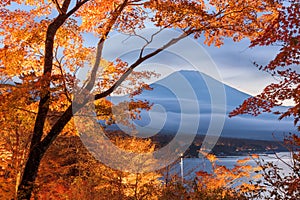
229,0,299,198
34,135,162,200
158,153,261,200
230,0,300,128
0,87,37,199
1,133,163,199
0,0,281,199
194,153,261,200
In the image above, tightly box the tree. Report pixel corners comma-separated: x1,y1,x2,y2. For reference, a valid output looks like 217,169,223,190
194,153,260,200
229,0,299,198
250,135,300,199
34,134,162,200
158,153,260,200
230,0,300,128
0,83,37,199
0,0,280,199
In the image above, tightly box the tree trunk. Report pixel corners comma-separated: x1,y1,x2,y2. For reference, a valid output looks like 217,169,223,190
17,105,74,199
16,144,45,199
15,12,70,199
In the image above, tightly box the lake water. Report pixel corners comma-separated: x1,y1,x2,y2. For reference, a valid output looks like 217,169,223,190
166,152,293,199
171,152,293,181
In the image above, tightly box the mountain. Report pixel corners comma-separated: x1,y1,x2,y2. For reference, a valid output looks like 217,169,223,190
110,70,296,140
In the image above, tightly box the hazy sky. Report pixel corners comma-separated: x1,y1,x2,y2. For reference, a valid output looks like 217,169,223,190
94,28,282,101
199,38,281,96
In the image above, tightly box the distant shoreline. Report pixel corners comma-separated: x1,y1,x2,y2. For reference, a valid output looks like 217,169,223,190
104,130,289,157
150,133,289,158
215,151,291,158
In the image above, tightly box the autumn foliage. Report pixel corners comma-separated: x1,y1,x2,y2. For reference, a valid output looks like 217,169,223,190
194,153,261,200
230,0,300,129
229,0,300,198
0,0,290,199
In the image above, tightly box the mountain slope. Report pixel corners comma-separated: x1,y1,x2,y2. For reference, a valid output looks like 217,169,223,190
111,70,296,140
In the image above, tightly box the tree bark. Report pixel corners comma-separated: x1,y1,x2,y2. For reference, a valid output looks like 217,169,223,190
17,105,74,199
16,144,45,199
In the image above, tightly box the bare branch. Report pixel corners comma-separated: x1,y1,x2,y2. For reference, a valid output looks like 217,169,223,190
95,30,192,100
66,0,90,18
139,26,167,59
54,47,72,103
51,0,63,14
273,152,294,171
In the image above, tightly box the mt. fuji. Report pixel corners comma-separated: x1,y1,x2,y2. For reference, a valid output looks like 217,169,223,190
111,70,296,140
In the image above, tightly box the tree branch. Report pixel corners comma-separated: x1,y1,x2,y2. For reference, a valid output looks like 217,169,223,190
61,0,71,14
95,30,192,100
39,0,129,153
82,0,129,92
30,0,91,151
52,0,63,14
54,47,72,103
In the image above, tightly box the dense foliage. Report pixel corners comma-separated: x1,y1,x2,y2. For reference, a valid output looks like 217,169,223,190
0,0,298,199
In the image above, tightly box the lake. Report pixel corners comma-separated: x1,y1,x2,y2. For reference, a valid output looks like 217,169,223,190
171,152,293,181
